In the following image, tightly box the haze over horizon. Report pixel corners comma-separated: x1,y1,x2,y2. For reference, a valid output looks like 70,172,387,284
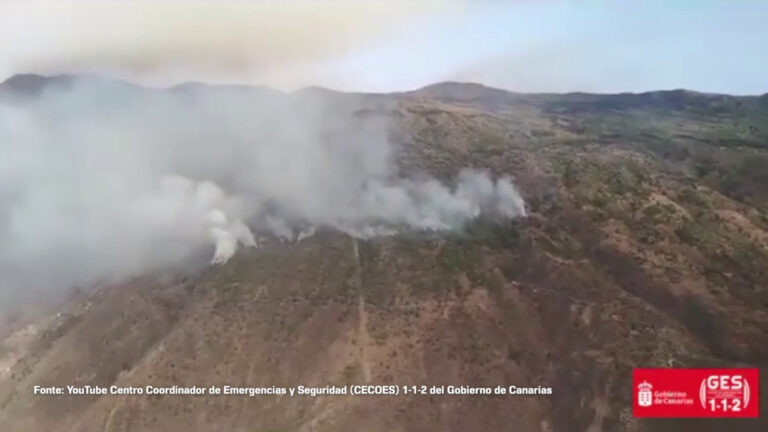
1,0,766,95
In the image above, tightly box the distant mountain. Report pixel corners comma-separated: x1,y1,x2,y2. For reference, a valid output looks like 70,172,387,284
0,73,75,96
167,81,286,98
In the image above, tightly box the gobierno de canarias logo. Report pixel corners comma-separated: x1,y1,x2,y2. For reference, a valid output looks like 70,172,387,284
633,368,759,418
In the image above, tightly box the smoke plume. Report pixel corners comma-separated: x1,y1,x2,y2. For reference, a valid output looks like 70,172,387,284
0,76,525,310
0,0,463,88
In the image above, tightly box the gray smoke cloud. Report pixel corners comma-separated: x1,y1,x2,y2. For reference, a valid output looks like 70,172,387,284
0,76,525,311
0,0,463,88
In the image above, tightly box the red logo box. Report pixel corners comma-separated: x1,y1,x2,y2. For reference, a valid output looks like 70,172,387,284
634,368,759,418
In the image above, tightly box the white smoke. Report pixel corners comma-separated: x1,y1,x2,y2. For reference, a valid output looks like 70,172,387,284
0,76,524,309
150,175,256,264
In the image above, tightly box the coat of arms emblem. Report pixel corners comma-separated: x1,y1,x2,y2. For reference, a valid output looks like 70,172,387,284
637,381,653,407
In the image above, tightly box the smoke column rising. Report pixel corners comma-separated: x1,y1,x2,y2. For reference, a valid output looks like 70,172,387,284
0,76,525,311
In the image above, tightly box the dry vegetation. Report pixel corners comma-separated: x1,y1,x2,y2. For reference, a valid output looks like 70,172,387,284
1,80,767,431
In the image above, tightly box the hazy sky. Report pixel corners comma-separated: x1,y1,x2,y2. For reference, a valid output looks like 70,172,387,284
1,0,766,94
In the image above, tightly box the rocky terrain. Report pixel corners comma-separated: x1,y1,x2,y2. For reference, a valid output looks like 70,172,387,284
1,75,767,431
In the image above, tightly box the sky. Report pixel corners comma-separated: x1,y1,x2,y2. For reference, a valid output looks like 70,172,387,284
0,0,766,94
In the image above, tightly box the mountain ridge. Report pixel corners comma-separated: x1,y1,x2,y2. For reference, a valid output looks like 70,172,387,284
3,73,766,99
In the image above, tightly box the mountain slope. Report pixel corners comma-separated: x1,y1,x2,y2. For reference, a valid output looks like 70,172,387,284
1,76,767,432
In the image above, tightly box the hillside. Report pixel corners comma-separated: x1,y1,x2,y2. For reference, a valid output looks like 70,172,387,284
1,76,767,432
